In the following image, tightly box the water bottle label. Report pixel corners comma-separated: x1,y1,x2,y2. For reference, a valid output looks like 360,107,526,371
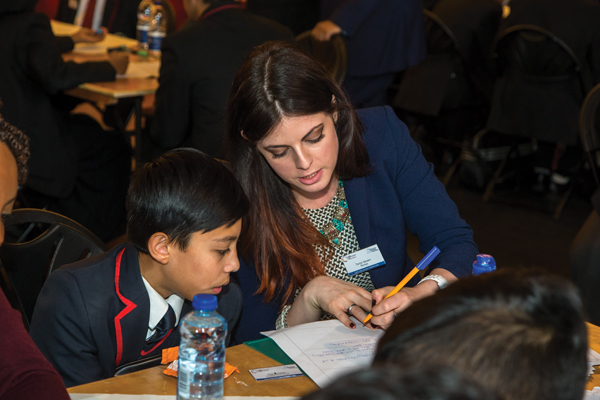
178,362,191,397
148,31,166,51
136,26,149,44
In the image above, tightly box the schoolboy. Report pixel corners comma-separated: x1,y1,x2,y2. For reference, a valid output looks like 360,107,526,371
374,269,588,400
30,148,249,387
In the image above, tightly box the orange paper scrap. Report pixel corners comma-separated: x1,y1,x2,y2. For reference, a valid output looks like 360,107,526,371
161,346,239,378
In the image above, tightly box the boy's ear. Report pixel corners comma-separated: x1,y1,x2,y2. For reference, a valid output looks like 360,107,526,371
147,232,171,265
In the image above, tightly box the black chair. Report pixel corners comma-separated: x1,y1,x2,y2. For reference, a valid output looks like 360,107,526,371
0,209,107,330
580,83,600,189
115,354,163,376
395,10,490,185
482,25,589,218
295,31,347,85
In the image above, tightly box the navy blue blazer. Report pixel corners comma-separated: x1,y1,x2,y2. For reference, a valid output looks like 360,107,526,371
30,243,242,387
233,106,478,343
321,0,426,76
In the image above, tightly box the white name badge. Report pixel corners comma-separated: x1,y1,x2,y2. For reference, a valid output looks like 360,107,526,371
249,364,303,381
342,245,386,276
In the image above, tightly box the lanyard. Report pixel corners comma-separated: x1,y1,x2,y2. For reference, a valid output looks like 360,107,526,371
200,4,246,20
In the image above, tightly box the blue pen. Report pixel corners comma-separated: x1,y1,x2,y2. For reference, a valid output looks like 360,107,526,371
96,28,103,35
364,246,440,323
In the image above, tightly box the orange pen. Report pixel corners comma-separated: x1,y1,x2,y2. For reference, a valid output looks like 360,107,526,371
363,246,441,323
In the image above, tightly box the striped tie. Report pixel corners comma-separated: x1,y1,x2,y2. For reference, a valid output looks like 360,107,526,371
82,0,97,28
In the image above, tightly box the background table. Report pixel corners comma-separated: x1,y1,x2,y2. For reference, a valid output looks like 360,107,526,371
68,344,319,397
52,20,159,168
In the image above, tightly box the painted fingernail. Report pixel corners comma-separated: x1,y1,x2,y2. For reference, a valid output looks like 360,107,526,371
372,300,376,307
350,323,355,329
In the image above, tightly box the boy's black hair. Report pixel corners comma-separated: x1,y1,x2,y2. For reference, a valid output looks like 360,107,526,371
127,148,249,253
374,268,588,400
301,366,501,400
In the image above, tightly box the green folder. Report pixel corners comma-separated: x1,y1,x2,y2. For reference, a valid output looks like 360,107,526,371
244,337,307,376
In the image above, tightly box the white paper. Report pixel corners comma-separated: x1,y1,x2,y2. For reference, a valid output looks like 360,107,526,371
118,61,161,79
51,20,138,55
261,318,384,388
70,395,298,400
589,349,600,377
249,364,303,381
584,387,600,400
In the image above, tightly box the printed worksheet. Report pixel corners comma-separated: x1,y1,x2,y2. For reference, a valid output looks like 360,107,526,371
262,318,385,387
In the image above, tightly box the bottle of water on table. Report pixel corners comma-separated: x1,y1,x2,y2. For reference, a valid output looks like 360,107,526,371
178,294,227,400
148,0,166,57
136,0,155,52
472,254,496,275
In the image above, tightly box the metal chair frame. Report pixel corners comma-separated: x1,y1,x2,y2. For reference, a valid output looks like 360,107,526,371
0,209,106,330
483,24,588,218
295,31,348,85
579,83,600,189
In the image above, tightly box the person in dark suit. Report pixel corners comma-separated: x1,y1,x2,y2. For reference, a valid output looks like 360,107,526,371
394,0,502,118
246,0,320,35
55,0,139,38
487,0,600,148
0,112,70,400
148,0,293,159
30,149,249,387
312,0,426,108
0,0,131,242
225,42,477,343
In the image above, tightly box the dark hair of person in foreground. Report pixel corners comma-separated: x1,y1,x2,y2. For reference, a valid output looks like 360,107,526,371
301,366,501,400
126,147,249,254
224,40,371,306
374,268,588,400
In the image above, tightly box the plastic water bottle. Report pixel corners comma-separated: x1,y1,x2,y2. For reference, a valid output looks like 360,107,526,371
148,0,166,57
136,0,155,52
177,294,227,400
472,254,496,275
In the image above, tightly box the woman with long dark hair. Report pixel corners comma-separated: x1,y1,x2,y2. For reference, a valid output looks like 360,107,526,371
226,41,478,342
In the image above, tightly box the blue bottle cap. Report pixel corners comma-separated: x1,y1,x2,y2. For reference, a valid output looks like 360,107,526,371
192,294,218,311
472,254,496,276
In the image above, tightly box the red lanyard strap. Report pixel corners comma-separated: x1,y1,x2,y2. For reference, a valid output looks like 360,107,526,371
201,4,246,20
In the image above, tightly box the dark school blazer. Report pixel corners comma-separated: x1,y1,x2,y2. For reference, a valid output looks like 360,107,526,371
233,106,478,343
30,243,242,387
321,0,426,77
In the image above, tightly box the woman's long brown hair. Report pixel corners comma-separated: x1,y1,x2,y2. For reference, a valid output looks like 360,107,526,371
225,41,371,307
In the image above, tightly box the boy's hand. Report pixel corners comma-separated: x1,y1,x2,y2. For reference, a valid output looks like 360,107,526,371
71,27,107,44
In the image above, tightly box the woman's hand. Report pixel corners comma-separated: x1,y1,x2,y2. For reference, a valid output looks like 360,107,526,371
287,276,373,329
369,282,437,330
369,268,458,330
71,27,107,44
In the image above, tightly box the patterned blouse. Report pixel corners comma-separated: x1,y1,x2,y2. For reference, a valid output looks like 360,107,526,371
275,182,376,329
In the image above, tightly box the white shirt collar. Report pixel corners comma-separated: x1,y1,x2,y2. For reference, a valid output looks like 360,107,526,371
141,276,185,340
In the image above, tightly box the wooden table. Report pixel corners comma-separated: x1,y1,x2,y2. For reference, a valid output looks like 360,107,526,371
67,323,600,396
68,344,319,397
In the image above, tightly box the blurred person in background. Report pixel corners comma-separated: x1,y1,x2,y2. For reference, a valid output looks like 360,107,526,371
0,0,131,241
148,0,293,159
55,0,140,38
312,0,426,108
